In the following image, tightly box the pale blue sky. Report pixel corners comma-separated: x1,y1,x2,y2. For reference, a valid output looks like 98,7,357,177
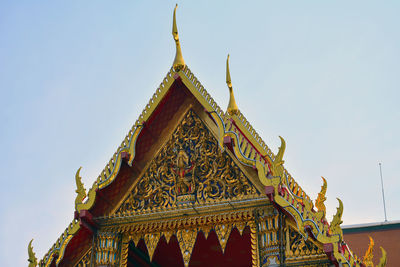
0,1,399,266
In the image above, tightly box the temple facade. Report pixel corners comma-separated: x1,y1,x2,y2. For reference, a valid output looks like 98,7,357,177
29,5,387,267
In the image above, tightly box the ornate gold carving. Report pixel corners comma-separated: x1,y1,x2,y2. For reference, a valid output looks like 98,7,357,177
363,236,374,267
176,228,197,267
75,249,92,267
226,54,239,116
144,232,161,261
215,224,233,253
315,177,327,219
286,226,323,258
234,221,247,236
249,222,259,267
119,235,129,267
117,109,259,214
201,226,212,239
163,231,174,244
75,167,86,207
28,239,37,267
330,198,343,238
271,136,286,178
377,247,387,267
95,233,120,266
172,4,185,71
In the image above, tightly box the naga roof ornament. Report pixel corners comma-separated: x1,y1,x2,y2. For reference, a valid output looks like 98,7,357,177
363,236,374,267
226,54,239,116
74,167,86,208
28,239,37,267
315,176,327,220
172,4,185,71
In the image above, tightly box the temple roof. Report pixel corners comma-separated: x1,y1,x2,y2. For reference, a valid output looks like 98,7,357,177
32,5,386,267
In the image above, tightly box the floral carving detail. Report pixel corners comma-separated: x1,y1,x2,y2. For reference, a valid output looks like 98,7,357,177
117,109,259,213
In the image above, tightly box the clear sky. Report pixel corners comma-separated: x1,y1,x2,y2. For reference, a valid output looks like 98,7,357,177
0,1,399,266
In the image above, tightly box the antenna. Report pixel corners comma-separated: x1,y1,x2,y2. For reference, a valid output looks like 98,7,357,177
379,163,388,222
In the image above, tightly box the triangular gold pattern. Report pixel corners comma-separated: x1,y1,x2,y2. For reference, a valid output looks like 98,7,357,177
131,234,143,247
215,224,233,253
176,228,197,267
234,221,247,236
144,232,161,261
201,226,212,240
163,231,174,244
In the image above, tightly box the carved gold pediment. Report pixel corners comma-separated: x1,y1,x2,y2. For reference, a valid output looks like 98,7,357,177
116,109,260,215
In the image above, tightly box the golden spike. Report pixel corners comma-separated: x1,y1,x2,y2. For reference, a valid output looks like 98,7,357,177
28,239,38,267
330,198,344,238
75,167,87,206
376,247,387,267
363,236,374,267
270,136,286,178
226,54,239,116
315,177,327,216
172,4,185,71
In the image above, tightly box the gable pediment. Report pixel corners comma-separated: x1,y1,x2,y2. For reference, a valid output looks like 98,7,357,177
115,109,261,215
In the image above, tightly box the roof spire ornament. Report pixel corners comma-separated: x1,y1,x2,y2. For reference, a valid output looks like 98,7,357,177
172,4,185,71
74,167,87,208
363,236,374,267
226,54,239,116
28,239,38,267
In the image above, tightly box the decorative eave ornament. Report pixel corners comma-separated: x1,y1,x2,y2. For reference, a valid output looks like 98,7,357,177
363,236,374,267
226,54,239,116
172,4,185,71
28,239,37,267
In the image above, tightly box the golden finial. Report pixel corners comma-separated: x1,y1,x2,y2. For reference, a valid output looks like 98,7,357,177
75,167,87,207
172,4,185,71
377,247,387,267
315,177,327,216
363,236,374,267
28,239,38,267
226,54,239,116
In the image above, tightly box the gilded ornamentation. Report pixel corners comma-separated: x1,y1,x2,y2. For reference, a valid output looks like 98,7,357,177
117,109,259,214
249,222,260,267
215,224,233,253
75,249,92,267
286,226,323,258
315,176,327,219
176,228,198,267
201,226,212,239
74,167,86,207
163,231,174,243
271,136,286,178
28,239,37,267
226,54,239,116
234,221,247,236
172,4,185,71
95,232,120,266
144,232,161,261
120,236,129,267
363,236,374,267
377,247,387,267
330,198,343,238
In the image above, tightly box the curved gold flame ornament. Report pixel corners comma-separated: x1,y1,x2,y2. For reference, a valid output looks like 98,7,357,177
75,167,87,207
330,198,343,237
315,176,327,217
363,236,374,267
377,246,387,267
28,239,37,267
